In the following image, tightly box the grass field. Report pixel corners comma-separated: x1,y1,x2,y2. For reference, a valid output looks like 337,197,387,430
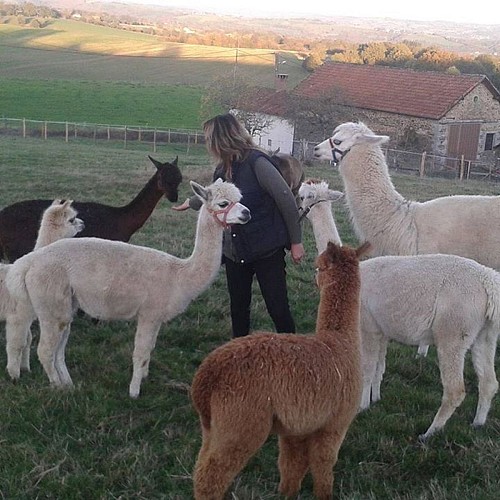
0,18,308,129
0,78,205,128
1,135,500,498
0,19,308,87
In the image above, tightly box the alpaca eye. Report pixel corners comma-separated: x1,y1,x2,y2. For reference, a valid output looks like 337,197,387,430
333,139,342,146
219,201,229,208
69,217,76,223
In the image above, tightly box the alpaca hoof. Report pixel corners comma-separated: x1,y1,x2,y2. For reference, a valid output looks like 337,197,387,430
129,386,141,399
7,367,21,381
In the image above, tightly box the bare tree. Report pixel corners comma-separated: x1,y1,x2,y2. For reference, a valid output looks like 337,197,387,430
286,85,358,142
201,73,273,138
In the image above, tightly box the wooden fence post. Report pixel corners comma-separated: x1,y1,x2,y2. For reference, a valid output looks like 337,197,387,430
23,118,26,138
459,155,465,180
65,122,69,142
44,121,47,140
153,129,157,153
419,151,426,177
124,126,127,149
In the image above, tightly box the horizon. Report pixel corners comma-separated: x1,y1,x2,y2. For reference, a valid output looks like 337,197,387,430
118,0,500,26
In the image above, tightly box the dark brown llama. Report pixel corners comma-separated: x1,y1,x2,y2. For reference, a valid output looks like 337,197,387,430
191,241,370,499
0,155,182,262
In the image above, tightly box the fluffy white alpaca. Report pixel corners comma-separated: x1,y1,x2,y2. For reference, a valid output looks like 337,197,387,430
300,179,500,441
298,179,343,250
314,121,500,357
3,200,84,376
6,180,250,398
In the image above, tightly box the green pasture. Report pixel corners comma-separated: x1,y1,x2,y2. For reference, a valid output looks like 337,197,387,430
0,18,308,129
1,135,500,498
0,78,205,128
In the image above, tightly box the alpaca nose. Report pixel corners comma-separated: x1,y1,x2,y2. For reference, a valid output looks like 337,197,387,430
242,208,251,222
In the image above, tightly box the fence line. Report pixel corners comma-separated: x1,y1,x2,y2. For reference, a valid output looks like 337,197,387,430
0,117,205,153
2,117,499,182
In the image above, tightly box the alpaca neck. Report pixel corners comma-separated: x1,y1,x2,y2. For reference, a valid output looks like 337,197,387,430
308,202,342,253
182,206,224,286
34,225,62,250
340,145,415,255
315,271,361,340
120,172,164,232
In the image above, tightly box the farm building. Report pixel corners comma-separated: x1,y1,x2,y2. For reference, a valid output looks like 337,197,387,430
232,75,294,154
238,62,500,167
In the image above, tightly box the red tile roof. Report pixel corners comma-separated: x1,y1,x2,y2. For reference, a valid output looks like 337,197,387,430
293,62,500,120
238,88,290,117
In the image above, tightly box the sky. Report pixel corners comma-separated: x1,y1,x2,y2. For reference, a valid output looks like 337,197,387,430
132,0,500,26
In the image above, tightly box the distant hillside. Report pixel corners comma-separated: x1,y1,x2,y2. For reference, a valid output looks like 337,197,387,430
0,19,308,87
22,0,500,56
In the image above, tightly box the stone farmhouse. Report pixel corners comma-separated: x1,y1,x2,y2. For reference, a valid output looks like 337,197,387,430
240,62,500,166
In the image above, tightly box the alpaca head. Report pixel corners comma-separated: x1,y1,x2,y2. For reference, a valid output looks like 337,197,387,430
313,122,390,163
190,179,251,227
315,241,370,290
148,155,183,203
40,199,85,239
298,178,344,221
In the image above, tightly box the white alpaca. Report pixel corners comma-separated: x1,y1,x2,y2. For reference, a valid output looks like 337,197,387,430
298,179,343,250
314,121,500,357
300,179,500,440
3,200,84,376
6,180,251,398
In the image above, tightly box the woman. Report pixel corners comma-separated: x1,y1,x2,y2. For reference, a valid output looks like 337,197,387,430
174,113,304,337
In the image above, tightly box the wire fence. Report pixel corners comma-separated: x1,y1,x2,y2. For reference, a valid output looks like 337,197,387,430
2,117,499,182
295,139,500,182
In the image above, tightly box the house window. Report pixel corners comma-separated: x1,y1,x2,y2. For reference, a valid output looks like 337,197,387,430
485,133,494,151
267,139,272,147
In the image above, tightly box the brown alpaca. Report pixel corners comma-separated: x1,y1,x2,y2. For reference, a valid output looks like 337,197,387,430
191,241,370,499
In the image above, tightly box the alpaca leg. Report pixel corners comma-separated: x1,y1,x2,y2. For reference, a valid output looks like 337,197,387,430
37,319,70,387
278,435,309,497
54,324,73,386
307,424,351,500
20,327,33,372
129,319,162,398
371,337,388,404
470,327,499,427
417,344,429,358
360,330,384,410
193,405,272,499
5,315,32,380
419,342,467,441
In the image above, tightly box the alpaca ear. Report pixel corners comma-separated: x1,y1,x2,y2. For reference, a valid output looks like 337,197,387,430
327,190,344,202
361,133,389,145
356,241,372,258
148,155,160,169
190,181,208,202
172,156,178,166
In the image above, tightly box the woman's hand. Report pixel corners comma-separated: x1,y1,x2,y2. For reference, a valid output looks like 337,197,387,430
290,243,305,264
172,198,190,211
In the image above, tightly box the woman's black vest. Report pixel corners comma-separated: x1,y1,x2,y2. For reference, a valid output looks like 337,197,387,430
216,150,290,264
